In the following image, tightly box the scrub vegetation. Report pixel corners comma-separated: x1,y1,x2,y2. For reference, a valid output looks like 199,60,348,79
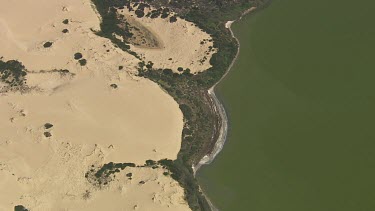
0,58,27,91
91,0,269,210
86,162,136,187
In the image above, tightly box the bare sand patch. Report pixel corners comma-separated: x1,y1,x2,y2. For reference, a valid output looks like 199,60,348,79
117,5,217,74
119,13,164,48
0,0,190,210
1,75,183,164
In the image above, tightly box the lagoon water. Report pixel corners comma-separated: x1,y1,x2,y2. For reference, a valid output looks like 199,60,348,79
198,0,375,210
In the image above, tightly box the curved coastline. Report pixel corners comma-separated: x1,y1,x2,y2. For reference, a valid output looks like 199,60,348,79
192,19,239,211
192,7,256,211
193,7,257,174
192,21,236,174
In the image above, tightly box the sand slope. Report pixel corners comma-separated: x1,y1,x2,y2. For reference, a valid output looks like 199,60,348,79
1,76,183,164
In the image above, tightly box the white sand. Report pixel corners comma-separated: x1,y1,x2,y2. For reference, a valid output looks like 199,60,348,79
1,76,183,164
0,0,191,210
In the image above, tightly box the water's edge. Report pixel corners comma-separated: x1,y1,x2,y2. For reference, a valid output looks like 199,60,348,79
192,7,257,211
192,19,237,173
193,6,257,174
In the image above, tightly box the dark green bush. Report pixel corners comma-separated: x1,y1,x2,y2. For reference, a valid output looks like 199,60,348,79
78,59,87,66
43,42,53,48
169,16,177,23
74,53,83,60
14,205,28,211
44,132,52,137
145,160,156,166
44,123,53,129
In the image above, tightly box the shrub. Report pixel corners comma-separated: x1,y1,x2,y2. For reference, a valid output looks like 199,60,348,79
44,132,52,137
169,16,177,23
0,59,27,86
135,9,145,18
74,53,83,60
146,61,154,69
43,42,53,48
78,59,87,66
14,205,28,211
44,123,53,129
145,160,156,166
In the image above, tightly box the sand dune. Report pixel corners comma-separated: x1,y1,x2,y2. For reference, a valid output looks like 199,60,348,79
1,76,183,164
0,141,189,210
0,0,192,210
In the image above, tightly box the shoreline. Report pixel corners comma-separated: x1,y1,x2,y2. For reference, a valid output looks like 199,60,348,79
193,7,257,211
193,7,257,173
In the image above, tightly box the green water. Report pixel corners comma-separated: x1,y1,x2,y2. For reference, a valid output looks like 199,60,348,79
198,0,375,210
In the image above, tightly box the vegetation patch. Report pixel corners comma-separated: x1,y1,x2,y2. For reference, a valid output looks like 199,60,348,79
44,132,52,137
57,69,72,75
14,205,28,211
43,41,53,48
163,171,170,176
169,15,177,23
78,59,87,66
28,69,74,77
86,160,173,188
86,162,136,187
0,58,27,91
74,53,83,60
90,0,141,59
44,123,54,129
